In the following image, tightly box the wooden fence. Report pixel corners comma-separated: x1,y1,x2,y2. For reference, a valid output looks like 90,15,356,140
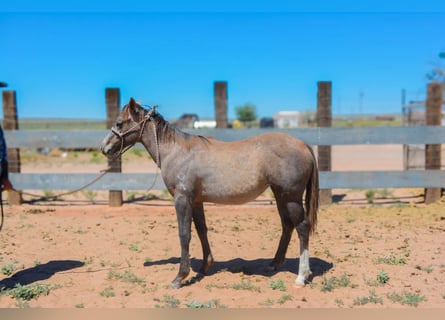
2,82,444,206
5,126,445,190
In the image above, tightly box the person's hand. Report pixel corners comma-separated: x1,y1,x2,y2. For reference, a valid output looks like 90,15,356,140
1,178,13,191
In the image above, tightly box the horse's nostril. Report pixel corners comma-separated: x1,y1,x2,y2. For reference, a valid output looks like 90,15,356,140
101,145,110,155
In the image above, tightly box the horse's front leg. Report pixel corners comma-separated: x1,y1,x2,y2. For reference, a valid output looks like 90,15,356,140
171,193,193,289
192,202,214,274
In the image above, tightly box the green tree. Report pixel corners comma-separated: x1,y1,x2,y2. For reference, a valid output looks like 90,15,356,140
235,103,257,125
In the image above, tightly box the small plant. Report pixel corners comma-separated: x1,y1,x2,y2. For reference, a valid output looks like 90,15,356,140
185,299,226,308
107,270,145,284
277,294,293,304
269,279,287,291
90,151,102,164
232,280,261,292
157,294,180,308
126,192,138,201
8,283,51,301
99,286,115,298
259,298,274,306
377,271,390,285
353,290,383,306
83,190,98,202
378,189,393,199
1,263,16,276
320,273,356,292
131,148,144,157
376,255,406,265
365,189,376,203
128,243,141,252
142,193,160,201
335,298,344,307
387,290,426,307
43,189,55,198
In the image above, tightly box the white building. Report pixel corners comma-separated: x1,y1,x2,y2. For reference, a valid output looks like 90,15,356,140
273,111,300,128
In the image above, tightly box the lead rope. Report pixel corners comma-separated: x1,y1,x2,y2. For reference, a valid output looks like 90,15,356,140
0,190,4,232
12,168,111,200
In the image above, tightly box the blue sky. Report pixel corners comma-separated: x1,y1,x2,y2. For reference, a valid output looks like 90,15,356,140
1,1,444,120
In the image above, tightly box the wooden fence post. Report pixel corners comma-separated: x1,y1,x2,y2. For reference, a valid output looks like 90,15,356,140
2,90,22,205
214,81,228,128
317,81,332,205
106,88,123,207
424,82,443,204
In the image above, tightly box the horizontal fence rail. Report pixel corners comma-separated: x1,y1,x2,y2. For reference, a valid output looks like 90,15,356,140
5,126,445,148
9,171,445,191
5,126,445,192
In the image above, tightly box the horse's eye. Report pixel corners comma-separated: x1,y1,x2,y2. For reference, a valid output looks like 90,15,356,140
116,119,123,129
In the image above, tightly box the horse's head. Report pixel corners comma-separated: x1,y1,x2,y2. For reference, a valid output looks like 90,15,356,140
100,97,155,157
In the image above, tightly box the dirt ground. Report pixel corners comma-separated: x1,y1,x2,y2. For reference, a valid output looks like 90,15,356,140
0,145,444,308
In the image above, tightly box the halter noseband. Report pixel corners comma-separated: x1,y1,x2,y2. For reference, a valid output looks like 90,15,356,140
110,106,161,166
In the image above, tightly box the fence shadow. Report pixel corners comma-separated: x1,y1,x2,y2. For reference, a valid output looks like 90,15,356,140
144,256,333,285
0,260,84,289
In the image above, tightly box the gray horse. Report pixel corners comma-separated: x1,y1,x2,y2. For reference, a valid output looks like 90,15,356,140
101,98,319,289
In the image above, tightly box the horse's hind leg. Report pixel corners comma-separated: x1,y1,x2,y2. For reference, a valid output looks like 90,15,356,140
295,218,312,286
270,187,312,286
268,196,295,271
192,203,214,274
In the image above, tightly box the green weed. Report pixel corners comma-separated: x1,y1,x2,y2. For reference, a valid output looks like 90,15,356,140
387,291,426,307
269,279,287,291
232,280,261,292
156,294,180,308
185,299,227,308
7,283,51,301
320,273,357,292
107,270,145,284
277,294,293,304
1,263,16,276
99,286,115,298
353,290,383,306
376,255,406,265
376,271,390,284
365,189,376,203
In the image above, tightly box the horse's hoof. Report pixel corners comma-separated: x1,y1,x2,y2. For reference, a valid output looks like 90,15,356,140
294,276,306,288
171,281,182,289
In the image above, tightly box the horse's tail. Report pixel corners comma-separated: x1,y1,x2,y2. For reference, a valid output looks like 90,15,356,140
305,144,319,235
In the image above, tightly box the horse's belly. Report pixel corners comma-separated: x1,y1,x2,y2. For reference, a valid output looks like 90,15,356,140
200,178,268,205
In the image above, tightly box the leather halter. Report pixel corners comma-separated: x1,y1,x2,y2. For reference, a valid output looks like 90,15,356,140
110,106,160,166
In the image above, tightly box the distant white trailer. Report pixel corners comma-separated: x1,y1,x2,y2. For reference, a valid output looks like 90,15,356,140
194,120,217,129
273,111,300,128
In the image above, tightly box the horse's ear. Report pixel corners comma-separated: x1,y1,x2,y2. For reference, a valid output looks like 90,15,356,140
128,98,139,121
129,98,136,109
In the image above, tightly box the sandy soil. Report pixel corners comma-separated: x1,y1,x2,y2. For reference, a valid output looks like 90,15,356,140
0,145,444,308
0,197,444,308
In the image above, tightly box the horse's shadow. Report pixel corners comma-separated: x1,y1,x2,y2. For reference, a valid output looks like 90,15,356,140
145,256,333,285
0,260,84,290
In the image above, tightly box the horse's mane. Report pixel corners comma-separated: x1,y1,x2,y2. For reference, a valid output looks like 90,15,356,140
151,110,209,149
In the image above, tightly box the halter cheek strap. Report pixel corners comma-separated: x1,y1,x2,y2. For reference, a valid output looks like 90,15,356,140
110,107,161,167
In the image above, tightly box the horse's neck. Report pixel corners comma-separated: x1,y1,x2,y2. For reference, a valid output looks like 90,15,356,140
141,120,177,168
